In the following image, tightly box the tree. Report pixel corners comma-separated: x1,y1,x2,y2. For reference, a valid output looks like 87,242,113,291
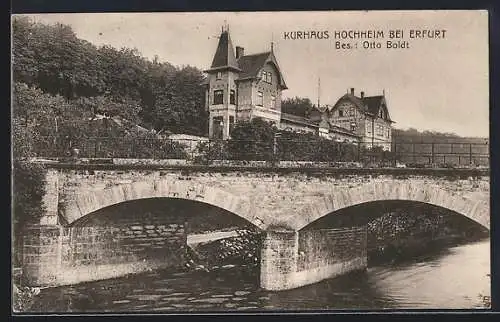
148,66,207,135
281,97,315,117
12,17,106,99
12,17,210,137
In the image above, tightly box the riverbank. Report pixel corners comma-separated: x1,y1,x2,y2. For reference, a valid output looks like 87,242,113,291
186,229,261,273
13,284,42,312
368,234,489,267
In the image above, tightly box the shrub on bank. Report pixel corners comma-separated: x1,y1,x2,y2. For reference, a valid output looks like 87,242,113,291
12,161,46,268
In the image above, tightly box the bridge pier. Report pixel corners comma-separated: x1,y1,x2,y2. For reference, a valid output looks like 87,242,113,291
260,226,368,291
260,229,299,291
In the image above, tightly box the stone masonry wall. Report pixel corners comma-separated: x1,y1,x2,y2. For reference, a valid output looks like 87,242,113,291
22,225,62,286
22,222,186,287
26,165,489,290
51,168,490,230
293,227,367,287
298,227,367,271
259,227,368,291
260,230,298,291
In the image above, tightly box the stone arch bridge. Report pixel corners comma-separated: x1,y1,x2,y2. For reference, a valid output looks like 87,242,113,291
23,162,489,290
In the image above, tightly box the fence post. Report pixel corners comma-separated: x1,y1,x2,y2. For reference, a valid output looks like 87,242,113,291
208,140,211,163
469,143,473,167
273,132,281,166
357,143,361,163
190,140,194,161
393,140,397,167
412,143,416,164
431,143,435,165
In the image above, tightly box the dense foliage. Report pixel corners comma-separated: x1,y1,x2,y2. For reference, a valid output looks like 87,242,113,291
12,16,208,140
193,118,393,164
281,96,315,117
12,160,46,267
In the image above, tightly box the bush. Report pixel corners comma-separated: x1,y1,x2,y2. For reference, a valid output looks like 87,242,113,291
192,140,230,164
228,119,276,161
12,161,46,267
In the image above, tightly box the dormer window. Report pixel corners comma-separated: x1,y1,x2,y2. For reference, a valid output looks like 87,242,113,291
261,71,272,84
216,72,222,80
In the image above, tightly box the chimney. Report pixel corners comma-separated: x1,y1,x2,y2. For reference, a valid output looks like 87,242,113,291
236,46,244,59
350,88,355,95
361,91,365,98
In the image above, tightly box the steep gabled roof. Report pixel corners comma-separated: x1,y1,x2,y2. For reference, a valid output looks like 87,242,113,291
332,93,394,122
236,51,288,89
362,95,384,116
237,52,270,79
204,30,288,88
205,31,241,72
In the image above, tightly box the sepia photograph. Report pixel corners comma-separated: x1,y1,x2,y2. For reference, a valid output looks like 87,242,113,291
11,10,490,313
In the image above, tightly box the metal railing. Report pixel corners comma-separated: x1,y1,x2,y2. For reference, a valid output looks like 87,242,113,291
22,136,489,168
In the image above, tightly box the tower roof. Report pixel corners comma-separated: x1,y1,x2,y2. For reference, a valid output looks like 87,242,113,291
206,30,241,72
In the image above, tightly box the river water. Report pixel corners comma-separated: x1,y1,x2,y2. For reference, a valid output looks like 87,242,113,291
28,239,490,312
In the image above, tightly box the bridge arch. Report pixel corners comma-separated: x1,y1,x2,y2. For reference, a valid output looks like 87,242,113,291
289,181,489,231
59,179,265,230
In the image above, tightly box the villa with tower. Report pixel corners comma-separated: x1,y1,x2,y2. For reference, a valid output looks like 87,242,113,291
204,27,394,151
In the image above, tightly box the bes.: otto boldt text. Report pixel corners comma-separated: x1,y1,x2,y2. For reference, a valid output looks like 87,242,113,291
282,29,448,50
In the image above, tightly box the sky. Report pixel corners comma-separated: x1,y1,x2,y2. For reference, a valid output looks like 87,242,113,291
16,11,489,137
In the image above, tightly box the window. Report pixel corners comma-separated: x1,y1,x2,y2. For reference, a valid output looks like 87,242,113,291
379,109,384,118
349,108,355,117
213,90,223,105
339,109,344,117
350,122,356,132
230,90,235,105
216,72,222,80
257,91,263,106
229,116,235,135
270,95,276,109
261,71,272,84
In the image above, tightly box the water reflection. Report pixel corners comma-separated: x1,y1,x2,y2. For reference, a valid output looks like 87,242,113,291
29,239,490,312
